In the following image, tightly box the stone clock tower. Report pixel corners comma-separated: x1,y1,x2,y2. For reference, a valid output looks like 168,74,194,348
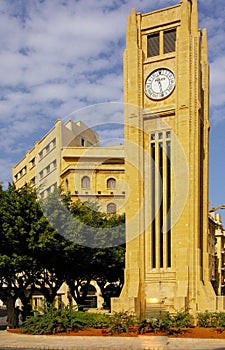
111,0,217,318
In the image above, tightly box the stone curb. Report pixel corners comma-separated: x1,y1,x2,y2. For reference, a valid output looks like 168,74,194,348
1,331,225,350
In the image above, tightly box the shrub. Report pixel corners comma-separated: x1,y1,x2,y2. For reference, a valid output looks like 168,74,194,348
21,303,109,335
77,312,109,329
138,317,160,334
197,312,225,328
107,311,139,335
169,311,195,329
138,311,195,335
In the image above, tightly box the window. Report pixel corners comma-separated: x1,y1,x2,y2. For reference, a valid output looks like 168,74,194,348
40,170,43,179
46,165,50,174
30,177,35,185
39,138,56,161
164,29,176,54
81,138,85,147
81,176,90,189
107,203,116,214
52,138,56,148
45,144,50,153
107,178,116,189
30,158,35,168
52,159,57,169
147,33,159,57
147,28,176,57
166,131,171,138
39,151,43,160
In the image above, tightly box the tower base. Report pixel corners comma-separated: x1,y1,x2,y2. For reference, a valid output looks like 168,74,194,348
111,272,218,318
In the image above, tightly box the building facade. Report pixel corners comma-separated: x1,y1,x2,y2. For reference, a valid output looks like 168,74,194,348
13,120,99,196
209,213,225,300
13,119,125,214
60,145,125,214
111,0,219,318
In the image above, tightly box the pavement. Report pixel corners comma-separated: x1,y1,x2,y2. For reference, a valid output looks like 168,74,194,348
0,330,225,350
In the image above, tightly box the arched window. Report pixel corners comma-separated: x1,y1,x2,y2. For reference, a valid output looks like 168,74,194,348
107,178,116,189
81,176,90,189
107,203,117,214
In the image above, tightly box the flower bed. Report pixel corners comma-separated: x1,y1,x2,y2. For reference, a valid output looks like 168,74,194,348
15,305,225,338
8,326,225,338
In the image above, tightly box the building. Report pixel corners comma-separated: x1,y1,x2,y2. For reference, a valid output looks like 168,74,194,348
60,145,125,214
209,212,225,300
13,119,99,195
111,0,220,318
13,119,125,214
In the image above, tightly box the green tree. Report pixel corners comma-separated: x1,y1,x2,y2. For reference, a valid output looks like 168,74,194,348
0,184,59,327
41,191,125,308
65,198,125,308
0,183,125,327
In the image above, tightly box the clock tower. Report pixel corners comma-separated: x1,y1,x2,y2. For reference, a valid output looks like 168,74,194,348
111,0,217,318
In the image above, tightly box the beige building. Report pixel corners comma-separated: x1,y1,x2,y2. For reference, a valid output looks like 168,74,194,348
111,0,223,317
209,212,225,299
60,145,126,214
13,119,125,214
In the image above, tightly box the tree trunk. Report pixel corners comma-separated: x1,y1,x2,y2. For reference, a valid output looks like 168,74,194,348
6,297,17,329
67,279,91,311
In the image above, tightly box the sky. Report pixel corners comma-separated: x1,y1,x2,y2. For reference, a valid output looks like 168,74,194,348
0,0,225,221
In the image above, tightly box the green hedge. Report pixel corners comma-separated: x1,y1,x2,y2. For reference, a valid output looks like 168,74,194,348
21,304,225,335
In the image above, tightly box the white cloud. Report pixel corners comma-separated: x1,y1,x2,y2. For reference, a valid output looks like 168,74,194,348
210,57,225,106
0,0,225,185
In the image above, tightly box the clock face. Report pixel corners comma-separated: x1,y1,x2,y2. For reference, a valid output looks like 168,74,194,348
145,68,175,100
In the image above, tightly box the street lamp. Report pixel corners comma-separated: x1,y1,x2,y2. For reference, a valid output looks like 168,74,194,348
209,204,225,213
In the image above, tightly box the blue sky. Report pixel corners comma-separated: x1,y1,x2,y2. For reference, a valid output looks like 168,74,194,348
0,0,225,221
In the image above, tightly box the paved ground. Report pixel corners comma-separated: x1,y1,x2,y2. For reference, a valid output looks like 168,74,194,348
0,331,225,350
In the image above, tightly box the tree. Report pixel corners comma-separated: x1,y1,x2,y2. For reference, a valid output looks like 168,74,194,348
92,245,125,308
64,198,125,308
0,184,56,327
0,184,126,327
41,191,126,308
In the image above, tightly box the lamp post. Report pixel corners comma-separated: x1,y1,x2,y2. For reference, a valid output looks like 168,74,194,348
209,204,225,213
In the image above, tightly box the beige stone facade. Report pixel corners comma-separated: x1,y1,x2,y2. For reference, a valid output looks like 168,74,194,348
209,213,225,296
111,0,221,318
13,119,99,196
13,120,125,214
61,146,125,214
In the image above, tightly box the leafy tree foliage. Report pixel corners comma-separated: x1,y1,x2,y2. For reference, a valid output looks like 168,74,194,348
0,184,51,327
0,184,125,327
41,191,125,307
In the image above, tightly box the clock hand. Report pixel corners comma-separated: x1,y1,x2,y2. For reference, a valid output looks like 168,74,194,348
157,78,163,94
